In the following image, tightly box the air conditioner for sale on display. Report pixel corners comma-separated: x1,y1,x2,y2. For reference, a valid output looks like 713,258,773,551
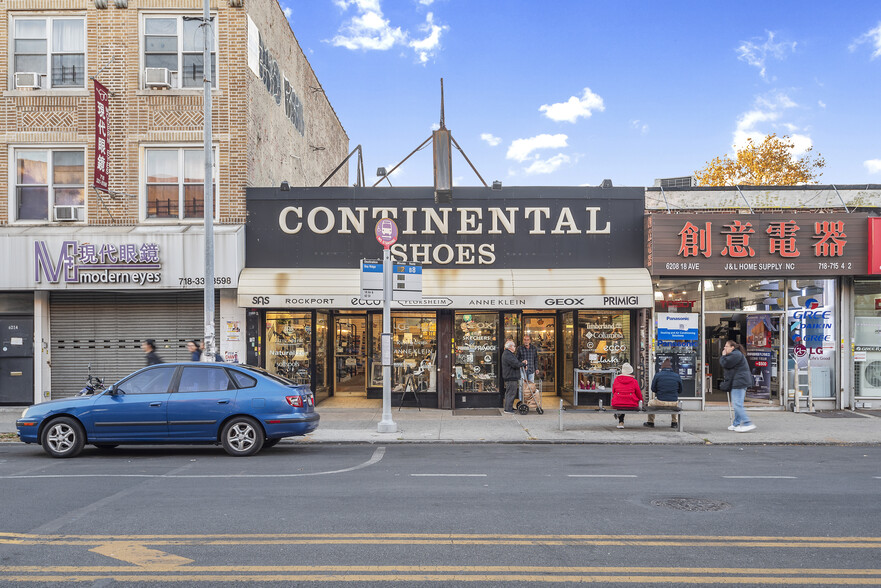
145,67,172,89
54,206,83,222
860,358,881,396
14,72,41,89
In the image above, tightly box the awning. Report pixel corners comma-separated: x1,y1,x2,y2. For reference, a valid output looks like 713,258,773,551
237,267,653,310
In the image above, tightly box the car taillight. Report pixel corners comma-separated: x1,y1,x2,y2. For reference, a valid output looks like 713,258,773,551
285,395,304,407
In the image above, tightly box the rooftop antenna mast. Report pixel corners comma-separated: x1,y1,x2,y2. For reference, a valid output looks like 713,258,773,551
371,78,488,199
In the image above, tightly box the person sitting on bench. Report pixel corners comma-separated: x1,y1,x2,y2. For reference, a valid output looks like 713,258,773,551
611,363,643,429
645,359,682,429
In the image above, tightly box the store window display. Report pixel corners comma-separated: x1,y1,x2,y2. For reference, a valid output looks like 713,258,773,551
453,312,499,395
653,279,701,398
370,313,437,393
854,280,881,399
265,312,312,385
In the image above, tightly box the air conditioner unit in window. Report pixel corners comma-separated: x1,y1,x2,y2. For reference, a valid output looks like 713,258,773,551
145,67,172,89
14,72,41,90
54,206,84,222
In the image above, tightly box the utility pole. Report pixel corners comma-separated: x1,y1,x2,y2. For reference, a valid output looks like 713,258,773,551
201,0,216,361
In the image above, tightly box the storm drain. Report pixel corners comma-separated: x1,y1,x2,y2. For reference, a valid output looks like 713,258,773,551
651,498,731,512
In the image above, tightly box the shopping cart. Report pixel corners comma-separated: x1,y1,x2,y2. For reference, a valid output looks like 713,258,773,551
514,369,544,415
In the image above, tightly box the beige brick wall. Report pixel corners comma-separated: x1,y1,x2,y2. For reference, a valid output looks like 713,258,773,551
245,0,349,189
0,0,348,227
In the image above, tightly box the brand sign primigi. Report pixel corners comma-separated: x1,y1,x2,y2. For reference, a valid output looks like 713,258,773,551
245,186,645,269
649,213,869,276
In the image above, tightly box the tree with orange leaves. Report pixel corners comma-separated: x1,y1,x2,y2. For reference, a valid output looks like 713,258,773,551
694,134,825,186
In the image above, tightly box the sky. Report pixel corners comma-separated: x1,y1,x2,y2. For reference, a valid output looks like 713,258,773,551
282,0,881,188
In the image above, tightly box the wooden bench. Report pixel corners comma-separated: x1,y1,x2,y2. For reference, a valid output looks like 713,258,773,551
595,399,684,432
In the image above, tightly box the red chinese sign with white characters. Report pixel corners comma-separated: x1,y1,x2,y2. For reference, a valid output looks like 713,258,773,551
93,80,110,191
869,217,881,275
649,213,869,276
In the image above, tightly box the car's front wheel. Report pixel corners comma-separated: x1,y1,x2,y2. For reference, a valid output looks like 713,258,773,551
41,417,85,458
221,416,264,456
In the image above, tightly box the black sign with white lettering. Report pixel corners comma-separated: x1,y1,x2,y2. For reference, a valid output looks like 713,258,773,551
246,187,645,269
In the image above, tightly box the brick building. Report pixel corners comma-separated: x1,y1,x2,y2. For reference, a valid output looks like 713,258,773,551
0,0,348,405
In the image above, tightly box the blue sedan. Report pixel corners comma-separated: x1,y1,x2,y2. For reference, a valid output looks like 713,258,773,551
16,363,319,458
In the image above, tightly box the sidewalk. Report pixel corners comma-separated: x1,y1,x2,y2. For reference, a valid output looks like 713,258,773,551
3,404,880,445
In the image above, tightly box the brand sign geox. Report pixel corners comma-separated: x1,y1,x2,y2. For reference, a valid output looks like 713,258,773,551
245,186,646,269
35,240,161,285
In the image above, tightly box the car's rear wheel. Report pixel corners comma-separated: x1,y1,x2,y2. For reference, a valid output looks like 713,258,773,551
221,416,264,456
262,438,281,449
41,417,85,458
94,444,119,450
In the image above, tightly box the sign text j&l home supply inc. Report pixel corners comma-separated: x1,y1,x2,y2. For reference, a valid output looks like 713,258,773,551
649,213,869,276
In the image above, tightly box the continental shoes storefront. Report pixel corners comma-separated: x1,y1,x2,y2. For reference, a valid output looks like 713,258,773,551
239,186,654,409
645,186,876,411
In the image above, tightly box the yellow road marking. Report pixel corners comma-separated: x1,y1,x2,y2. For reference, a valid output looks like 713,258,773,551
2,574,881,584
2,532,881,542
89,543,193,568
1,565,881,575
3,537,881,549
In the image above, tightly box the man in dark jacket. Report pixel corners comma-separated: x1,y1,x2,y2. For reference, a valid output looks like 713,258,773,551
502,340,522,414
141,339,163,366
644,359,682,428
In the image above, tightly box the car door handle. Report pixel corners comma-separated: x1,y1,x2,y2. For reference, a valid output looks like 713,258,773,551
217,400,230,404
150,402,162,407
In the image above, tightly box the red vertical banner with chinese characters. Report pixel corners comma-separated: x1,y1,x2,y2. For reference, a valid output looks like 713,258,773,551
869,217,881,275
93,80,110,191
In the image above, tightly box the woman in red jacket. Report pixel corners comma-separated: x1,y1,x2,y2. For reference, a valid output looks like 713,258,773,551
611,362,643,429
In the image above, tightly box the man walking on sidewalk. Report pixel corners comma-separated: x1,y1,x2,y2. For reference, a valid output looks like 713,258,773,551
502,340,521,414
645,359,682,429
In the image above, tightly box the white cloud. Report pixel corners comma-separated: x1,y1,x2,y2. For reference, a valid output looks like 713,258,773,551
330,1,446,64
283,6,292,18
523,154,571,175
480,133,501,147
430,122,440,131
788,133,813,155
850,23,881,59
818,100,827,108
630,119,649,135
737,31,797,79
409,12,448,64
419,0,434,5
865,159,881,174
539,88,605,123
506,134,568,162
732,92,808,151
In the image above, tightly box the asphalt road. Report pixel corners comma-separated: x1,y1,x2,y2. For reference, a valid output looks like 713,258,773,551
1,442,880,586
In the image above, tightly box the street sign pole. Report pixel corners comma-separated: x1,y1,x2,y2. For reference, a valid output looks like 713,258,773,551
375,218,398,433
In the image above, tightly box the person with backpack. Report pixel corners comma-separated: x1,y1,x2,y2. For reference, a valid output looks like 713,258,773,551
611,362,643,429
720,340,756,432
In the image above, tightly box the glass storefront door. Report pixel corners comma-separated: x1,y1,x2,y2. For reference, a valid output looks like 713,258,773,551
334,315,367,394
370,312,438,393
314,312,329,402
523,315,556,394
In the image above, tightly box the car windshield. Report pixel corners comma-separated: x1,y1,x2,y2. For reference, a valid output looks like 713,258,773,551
237,365,297,387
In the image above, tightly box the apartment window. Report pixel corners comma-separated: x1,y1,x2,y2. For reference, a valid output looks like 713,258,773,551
145,148,217,220
14,149,85,221
13,17,86,89
143,15,217,89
